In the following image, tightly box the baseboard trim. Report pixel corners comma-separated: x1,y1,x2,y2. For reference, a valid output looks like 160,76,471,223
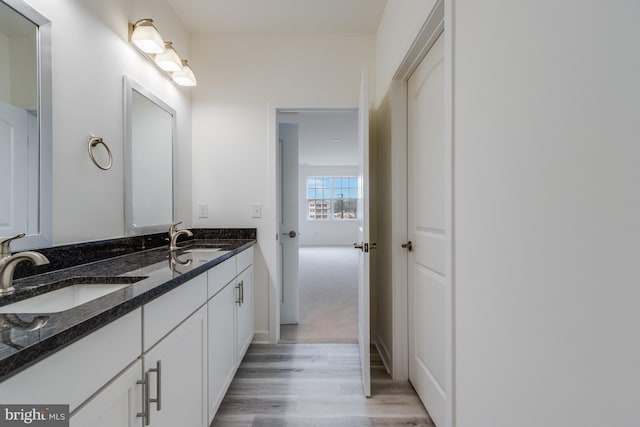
252,330,270,344
374,332,392,376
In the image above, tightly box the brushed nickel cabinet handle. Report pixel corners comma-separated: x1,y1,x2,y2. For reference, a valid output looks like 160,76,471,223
236,284,242,305
240,280,244,304
149,360,161,411
137,371,150,425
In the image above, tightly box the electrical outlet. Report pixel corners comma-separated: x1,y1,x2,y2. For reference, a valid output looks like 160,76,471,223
198,204,208,218
251,203,262,218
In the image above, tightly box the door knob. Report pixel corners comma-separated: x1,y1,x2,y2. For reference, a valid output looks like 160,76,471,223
353,242,370,252
401,241,413,251
283,230,297,238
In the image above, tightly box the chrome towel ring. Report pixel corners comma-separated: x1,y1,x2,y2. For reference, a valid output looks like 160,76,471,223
88,135,113,170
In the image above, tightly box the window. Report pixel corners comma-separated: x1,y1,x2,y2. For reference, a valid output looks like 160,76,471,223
306,176,357,220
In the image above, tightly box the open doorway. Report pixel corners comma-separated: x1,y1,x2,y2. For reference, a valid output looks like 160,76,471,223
277,109,360,343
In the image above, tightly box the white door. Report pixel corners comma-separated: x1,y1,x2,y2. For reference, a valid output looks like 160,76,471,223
407,33,448,426
278,122,300,324
356,70,371,397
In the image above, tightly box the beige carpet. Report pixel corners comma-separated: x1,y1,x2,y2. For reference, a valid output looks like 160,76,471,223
280,246,359,343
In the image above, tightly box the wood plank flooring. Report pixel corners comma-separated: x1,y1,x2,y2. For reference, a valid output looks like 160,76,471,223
212,343,434,426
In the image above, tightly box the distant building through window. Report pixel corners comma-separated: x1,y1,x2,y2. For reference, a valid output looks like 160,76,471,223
306,176,357,220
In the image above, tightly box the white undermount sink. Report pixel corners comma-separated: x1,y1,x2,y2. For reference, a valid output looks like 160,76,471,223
0,284,129,314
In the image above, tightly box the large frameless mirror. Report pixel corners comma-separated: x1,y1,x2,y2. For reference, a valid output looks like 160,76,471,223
0,0,52,250
123,77,175,235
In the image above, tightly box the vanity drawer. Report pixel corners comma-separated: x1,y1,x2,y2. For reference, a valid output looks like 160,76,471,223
236,247,254,273
207,256,237,298
143,273,207,351
0,308,141,412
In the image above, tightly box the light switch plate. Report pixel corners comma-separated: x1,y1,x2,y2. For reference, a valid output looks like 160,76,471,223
198,204,208,218
251,203,262,218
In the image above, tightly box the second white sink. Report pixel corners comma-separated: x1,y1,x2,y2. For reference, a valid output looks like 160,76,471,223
0,284,129,313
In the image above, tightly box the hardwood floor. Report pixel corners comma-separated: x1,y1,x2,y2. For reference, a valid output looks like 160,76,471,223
212,343,434,426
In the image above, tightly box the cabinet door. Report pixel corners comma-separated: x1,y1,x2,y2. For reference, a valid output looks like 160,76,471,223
143,306,207,427
207,281,237,423
236,266,254,362
70,360,143,427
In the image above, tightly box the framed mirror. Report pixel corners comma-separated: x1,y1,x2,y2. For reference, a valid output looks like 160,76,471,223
124,77,176,235
0,0,52,250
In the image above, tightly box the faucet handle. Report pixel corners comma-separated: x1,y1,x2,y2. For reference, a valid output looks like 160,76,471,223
0,233,26,258
169,221,183,234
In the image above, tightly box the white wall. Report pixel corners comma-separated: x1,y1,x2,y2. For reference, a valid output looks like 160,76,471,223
453,1,640,426
374,0,640,424
191,32,375,341
375,0,436,106
372,0,439,377
370,92,394,372
25,0,192,244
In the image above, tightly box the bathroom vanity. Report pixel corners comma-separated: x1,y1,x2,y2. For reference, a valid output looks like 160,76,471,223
0,228,256,427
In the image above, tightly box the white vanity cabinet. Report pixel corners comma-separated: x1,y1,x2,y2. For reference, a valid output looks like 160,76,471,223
70,360,143,427
70,273,210,427
207,247,254,423
0,308,142,413
0,245,254,427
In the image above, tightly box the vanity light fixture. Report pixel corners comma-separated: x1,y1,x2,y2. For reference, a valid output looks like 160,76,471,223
154,42,183,72
130,19,164,54
129,19,197,86
171,60,197,86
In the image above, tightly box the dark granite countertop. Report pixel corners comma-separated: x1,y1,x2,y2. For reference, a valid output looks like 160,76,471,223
0,230,256,382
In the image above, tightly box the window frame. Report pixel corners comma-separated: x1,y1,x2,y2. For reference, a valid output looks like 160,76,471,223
305,176,358,221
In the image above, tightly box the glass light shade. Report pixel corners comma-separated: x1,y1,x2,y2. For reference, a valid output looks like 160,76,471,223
172,60,197,86
131,19,165,54
154,42,183,72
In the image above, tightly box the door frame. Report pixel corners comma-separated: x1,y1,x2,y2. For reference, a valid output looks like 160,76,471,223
270,106,361,345
389,0,454,425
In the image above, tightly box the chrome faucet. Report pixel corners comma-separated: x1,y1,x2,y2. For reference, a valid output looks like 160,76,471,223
168,222,193,251
0,234,50,296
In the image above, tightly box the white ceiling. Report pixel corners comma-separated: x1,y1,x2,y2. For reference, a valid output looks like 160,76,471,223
165,0,387,34
279,111,359,166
